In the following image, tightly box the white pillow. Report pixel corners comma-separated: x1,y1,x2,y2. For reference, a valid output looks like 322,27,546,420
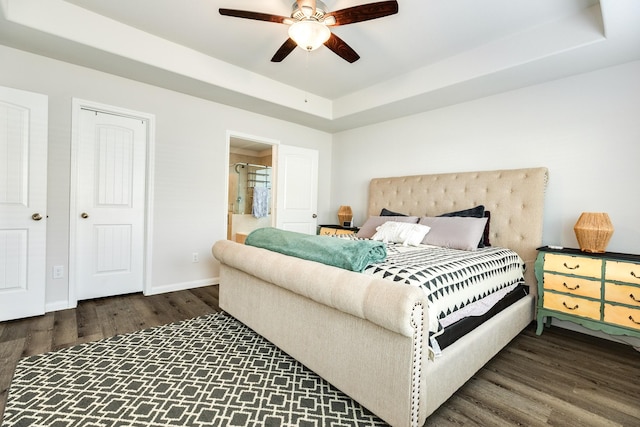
356,215,419,238
371,221,431,247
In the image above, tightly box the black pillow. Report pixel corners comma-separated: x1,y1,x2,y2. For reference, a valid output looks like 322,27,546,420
438,205,485,218
438,205,490,247
380,208,408,216
482,211,491,247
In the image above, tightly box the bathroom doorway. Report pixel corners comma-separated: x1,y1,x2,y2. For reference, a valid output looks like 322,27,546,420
227,134,276,243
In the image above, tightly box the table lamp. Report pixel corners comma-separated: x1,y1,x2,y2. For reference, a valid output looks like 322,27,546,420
574,212,614,253
338,206,353,227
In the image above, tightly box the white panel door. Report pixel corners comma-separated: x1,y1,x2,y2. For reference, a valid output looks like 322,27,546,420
75,109,146,300
275,145,318,234
0,86,48,321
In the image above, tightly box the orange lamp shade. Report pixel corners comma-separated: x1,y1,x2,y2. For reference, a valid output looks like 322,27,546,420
574,212,614,253
337,206,353,225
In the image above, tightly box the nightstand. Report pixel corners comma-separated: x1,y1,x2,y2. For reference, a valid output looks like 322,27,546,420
317,224,359,236
535,246,640,338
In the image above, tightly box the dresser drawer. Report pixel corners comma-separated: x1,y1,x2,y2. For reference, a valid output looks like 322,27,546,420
543,273,600,298
604,304,640,331
318,227,355,236
605,260,640,285
544,253,601,278
319,227,337,235
543,293,600,320
604,282,640,308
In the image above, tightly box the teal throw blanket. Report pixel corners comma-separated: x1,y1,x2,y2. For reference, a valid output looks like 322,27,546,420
244,227,386,272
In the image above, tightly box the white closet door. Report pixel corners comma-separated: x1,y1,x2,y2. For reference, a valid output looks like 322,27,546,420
0,86,48,321
75,109,147,300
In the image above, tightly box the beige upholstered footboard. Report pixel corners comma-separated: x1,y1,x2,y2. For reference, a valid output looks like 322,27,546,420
213,240,535,426
213,240,429,427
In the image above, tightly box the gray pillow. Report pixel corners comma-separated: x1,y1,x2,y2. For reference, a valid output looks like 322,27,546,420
357,216,420,239
418,216,488,251
438,205,489,247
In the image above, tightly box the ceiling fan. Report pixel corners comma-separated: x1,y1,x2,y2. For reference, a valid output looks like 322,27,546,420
219,0,399,63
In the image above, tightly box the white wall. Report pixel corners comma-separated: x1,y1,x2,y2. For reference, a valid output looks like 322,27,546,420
331,60,640,255
0,45,332,310
3,41,639,313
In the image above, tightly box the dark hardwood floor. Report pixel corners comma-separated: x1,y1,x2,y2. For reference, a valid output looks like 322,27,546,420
427,325,640,426
0,286,221,423
1,285,638,426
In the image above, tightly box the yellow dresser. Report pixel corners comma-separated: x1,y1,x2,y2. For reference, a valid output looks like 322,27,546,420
535,247,640,338
317,225,359,236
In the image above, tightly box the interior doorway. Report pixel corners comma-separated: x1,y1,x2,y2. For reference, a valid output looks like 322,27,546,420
226,132,320,241
70,99,155,305
227,134,277,243
74,108,147,301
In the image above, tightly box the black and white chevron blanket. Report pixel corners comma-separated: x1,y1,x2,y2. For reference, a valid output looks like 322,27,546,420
363,243,525,337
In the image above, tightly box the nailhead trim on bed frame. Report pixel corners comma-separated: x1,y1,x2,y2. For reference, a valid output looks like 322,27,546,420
410,302,426,427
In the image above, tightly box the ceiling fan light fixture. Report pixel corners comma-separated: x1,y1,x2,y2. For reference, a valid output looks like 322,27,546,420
288,20,330,51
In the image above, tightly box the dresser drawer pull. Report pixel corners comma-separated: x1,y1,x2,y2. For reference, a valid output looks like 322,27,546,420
563,302,579,310
563,282,580,291
631,271,640,279
630,315,640,325
631,293,640,303
563,262,579,270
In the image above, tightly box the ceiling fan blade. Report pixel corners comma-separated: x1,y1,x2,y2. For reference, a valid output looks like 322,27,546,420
219,8,289,24
271,38,298,62
325,0,398,26
296,0,317,17
324,33,360,63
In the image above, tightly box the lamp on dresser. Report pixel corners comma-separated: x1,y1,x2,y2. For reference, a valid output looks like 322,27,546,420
337,205,353,227
574,212,614,253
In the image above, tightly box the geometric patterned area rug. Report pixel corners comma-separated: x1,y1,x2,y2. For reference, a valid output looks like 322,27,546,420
2,312,388,427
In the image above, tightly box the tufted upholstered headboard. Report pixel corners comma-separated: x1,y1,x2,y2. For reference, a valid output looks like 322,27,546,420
367,167,548,293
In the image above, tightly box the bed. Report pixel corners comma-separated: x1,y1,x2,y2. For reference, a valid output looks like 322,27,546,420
212,167,548,426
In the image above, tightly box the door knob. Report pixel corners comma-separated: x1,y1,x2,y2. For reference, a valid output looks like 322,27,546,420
32,213,43,221
81,212,89,219
312,214,317,218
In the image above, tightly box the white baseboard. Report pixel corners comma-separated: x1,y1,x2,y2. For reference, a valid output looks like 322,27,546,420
44,278,220,313
144,277,219,296
46,300,76,313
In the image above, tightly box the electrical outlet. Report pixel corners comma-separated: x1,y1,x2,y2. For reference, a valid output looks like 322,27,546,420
53,265,64,279
192,252,199,263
